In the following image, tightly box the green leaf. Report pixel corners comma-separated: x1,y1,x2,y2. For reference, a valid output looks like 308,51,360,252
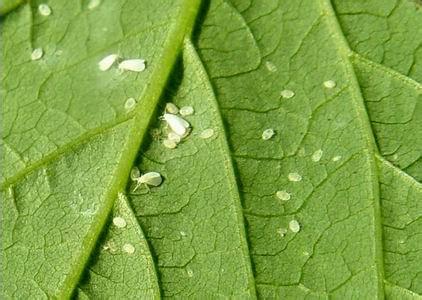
1,0,200,297
2,0,421,298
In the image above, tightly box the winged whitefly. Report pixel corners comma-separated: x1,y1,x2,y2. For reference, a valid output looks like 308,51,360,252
118,59,146,72
98,54,118,71
138,172,162,186
163,113,190,137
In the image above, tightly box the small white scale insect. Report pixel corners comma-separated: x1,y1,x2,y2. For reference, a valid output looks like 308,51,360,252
31,48,43,61
162,113,190,137
119,59,146,72
38,3,52,16
165,103,179,114
131,167,162,191
262,128,275,140
179,106,194,116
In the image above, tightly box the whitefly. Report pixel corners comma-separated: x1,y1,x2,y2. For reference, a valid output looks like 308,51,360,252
163,113,190,137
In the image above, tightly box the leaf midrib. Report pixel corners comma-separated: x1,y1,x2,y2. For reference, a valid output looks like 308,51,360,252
321,0,385,296
55,0,202,297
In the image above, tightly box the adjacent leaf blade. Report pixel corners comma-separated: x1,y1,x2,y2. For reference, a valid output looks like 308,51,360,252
197,0,385,297
377,156,422,296
333,0,422,82
352,54,422,181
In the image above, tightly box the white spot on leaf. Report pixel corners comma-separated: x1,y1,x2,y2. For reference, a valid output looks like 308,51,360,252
289,219,301,233
122,243,135,254
276,190,291,201
262,128,275,140
179,106,194,116
31,48,43,61
124,97,136,112
288,172,302,182
165,103,179,114
88,0,101,10
311,149,323,162
199,128,215,139
323,80,336,89
113,217,127,228
38,4,52,16
281,89,295,99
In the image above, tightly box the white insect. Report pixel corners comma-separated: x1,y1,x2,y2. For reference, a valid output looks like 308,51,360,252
165,102,179,114
288,172,302,182
163,139,177,149
186,268,194,277
113,216,127,228
281,89,295,99
98,54,118,71
132,171,163,191
265,61,277,72
262,128,275,140
289,219,301,233
122,243,135,254
118,59,146,72
332,155,342,162
323,80,336,89
88,0,101,10
179,106,194,116
38,4,52,16
277,227,287,237
31,48,43,61
162,113,190,137
276,190,291,201
199,128,214,139
311,149,323,162
124,97,136,112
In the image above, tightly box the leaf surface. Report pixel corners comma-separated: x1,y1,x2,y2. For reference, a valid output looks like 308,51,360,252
2,0,422,298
